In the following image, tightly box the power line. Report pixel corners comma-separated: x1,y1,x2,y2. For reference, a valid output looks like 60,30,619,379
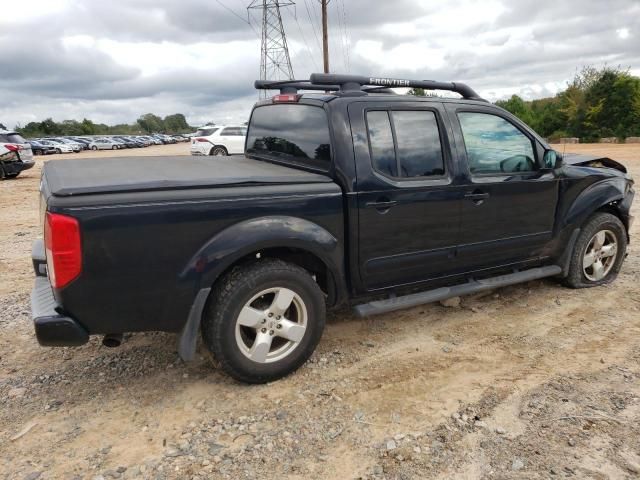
303,0,322,53
213,0,260,37
287,7,320,72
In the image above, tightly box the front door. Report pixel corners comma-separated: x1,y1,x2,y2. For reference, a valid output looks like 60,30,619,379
350,101,465,291
446,106,560,270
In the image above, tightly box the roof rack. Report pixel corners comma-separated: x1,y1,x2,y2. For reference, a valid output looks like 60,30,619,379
254,79,395,95
254,74,484,101
310,73,485,100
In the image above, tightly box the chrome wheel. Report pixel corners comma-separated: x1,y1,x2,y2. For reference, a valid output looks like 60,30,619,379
235,287,308,364
583,230,618,281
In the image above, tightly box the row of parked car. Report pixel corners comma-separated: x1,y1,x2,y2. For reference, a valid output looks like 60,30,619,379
27,133,190,155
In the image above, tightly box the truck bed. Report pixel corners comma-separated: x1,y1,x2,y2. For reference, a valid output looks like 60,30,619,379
43,155,332,197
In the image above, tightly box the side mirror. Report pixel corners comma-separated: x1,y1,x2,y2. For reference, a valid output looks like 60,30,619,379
543,149,563,169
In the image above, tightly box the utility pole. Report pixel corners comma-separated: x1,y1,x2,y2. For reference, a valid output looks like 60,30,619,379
320,0,330,73
248,1,295,98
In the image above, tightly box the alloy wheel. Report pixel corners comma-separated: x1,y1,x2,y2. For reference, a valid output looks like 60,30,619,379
583,229,618,281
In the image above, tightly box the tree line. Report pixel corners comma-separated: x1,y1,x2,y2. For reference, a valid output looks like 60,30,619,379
14,113,193,138
496,67,640,141
409,67,640,142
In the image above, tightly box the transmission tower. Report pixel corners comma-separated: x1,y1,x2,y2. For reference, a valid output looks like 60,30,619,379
248,0,295,97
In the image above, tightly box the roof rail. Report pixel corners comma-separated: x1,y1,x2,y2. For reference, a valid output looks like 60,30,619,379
254,79,395,95
309,73,485,101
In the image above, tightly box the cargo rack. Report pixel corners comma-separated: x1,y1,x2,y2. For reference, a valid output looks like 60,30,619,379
255,73,485,101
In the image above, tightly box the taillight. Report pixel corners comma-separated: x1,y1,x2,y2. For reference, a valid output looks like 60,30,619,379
5,144,21,152
44,212,82,289
195,138,210,143
272,94,301,103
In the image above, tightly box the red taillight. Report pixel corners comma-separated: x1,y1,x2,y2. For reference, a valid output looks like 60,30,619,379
273,94,301,103
5,144,21,152
195,138,211,143
44,213,82,289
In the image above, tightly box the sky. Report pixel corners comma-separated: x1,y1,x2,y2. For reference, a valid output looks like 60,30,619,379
1,0,639,129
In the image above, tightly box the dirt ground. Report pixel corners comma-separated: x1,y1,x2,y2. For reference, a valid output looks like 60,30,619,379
1,144,639,479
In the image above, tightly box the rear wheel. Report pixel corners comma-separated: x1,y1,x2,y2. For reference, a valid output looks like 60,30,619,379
210,146,227,156
91,146,98,151
55,148,62,154
564,212,627,288
202,259,326,383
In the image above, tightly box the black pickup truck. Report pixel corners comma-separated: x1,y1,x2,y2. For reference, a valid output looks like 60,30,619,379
31,74,634,383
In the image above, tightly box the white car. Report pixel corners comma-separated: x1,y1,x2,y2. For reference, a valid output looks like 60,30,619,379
38,139,74,153
190,125,247,156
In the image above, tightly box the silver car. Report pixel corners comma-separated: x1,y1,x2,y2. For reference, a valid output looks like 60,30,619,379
88,138,121,150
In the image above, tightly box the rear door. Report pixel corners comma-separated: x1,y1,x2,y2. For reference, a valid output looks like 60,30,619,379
350,100,465,291
219,127,246,154
445,105,560,269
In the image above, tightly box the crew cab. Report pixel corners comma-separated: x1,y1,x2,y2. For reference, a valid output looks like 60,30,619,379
31,74,634,383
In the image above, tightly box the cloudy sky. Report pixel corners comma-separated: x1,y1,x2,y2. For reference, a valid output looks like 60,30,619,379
1,0,639,128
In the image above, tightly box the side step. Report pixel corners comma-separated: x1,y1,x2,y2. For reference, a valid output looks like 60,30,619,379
353,265,562,317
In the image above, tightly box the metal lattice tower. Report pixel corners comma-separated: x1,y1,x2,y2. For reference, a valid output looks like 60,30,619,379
248,0,295,98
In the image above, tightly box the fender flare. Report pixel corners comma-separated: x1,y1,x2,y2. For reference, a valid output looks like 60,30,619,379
176,216,346,361
562,178,627,229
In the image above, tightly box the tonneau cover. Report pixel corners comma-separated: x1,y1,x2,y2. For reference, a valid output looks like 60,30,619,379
43,156,332,197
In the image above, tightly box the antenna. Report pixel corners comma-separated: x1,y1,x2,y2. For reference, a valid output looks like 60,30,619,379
248,1,295,99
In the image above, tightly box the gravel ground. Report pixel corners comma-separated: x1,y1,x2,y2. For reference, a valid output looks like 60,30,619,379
1,144,640,479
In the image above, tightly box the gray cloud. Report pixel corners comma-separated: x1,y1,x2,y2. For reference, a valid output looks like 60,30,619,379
1,0,639,127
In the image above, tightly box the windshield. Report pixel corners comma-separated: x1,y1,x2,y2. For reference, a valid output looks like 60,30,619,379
246,104,331,171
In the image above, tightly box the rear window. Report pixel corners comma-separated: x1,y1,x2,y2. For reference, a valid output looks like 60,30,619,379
195,128,218,136
0,133,26,144
246,104,331,171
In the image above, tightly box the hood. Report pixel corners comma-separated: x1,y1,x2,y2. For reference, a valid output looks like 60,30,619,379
562,153,627,173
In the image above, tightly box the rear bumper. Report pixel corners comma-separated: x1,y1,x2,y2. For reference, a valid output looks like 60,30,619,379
2,159,34,175
30,240,88,347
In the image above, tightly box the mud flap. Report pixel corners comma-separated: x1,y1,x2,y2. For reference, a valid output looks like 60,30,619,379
177,288,211,361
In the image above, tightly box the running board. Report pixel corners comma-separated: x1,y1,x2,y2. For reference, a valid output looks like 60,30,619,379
353,265,562,317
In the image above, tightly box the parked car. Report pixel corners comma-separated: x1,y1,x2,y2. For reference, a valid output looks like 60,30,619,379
88,138,122,150
0,130,34,179
69,137,91,150
30,73,634,384
38,139,74,154
27,140,57,155
46,138,81,153
113,136,141,148
190,125,247,156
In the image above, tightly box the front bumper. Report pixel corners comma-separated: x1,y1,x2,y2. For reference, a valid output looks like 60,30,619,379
30,240,88,347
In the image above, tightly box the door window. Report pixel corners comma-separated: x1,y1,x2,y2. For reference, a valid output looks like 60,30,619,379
366,110,445,178
458,112,536,174
221,127,244,136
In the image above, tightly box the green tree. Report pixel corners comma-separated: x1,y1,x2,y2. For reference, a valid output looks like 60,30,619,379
137,113,164,133
163,113,190,133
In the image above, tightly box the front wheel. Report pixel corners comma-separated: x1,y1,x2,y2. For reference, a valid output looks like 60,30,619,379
564,212,627,288
202,259,326,383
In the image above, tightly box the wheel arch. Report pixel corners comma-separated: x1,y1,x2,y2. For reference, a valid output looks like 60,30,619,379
179,215,347,307
563,178,630,235
176,216,347,361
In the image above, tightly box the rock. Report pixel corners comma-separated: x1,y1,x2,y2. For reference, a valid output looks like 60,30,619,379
413,446,422,454
512,458,524,471
386,439,397,451
568,437,576,447
475,421,488,429
442,346,452,353
372,465,383,475
164,447,184,458
624,461,640,474
440,297,461,308
393,433,405,441
8,387,26,398
495,427,506,435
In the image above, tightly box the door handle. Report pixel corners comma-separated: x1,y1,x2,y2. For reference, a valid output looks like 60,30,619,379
365,199,398,211
464,190,490,205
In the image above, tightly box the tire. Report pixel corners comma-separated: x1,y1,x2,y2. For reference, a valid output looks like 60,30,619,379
5,173,19,179
91,146,98,151
564,212,627,288
210,146,228,156
55,148,62,154
201,259,326,383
